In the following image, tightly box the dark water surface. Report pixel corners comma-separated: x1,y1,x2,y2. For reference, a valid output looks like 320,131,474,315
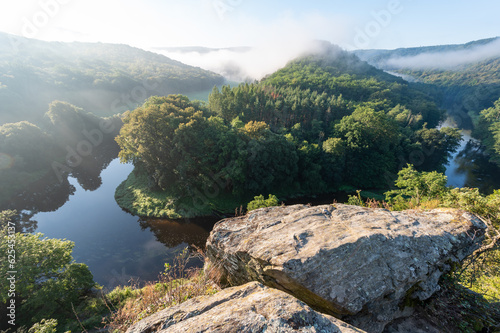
442,121,500,193
32,159,218,290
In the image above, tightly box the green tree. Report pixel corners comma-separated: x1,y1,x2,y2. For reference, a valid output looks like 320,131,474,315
0,217,95,328
29,319,58,333
385,164,448,205
321,137,346,186
247,194,279,211
334,106,401,188
414,126,462,172
476,98,500,165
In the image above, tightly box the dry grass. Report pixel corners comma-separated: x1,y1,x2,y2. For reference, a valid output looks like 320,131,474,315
105,248,222,332
418,199,441,210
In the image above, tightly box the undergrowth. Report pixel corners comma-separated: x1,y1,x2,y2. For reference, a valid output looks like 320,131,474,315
37,247,223,333
104,248,221,332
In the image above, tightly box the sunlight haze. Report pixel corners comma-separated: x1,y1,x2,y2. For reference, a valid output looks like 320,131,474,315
0,0,498,50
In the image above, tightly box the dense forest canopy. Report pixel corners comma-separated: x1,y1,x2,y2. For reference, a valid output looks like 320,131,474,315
354,37,500,127
116,44,461,212
475,97,500,165
0,32,224,125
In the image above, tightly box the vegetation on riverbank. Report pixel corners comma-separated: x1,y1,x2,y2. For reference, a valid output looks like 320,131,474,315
115,165,245,218
474,97,500,166
1,208,222,332
0,101,122,212
114,46,462,218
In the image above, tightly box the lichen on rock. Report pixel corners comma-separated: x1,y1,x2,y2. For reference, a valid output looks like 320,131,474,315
206,204,487,332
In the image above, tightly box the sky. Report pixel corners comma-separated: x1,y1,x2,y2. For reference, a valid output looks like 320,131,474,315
0,0,498,51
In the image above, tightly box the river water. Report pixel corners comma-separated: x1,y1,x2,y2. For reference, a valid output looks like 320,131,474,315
441,118,500,193
30,158,218,290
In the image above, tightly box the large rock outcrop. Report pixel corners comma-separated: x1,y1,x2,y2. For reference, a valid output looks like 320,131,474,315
206,204,487,332
126,281,365,333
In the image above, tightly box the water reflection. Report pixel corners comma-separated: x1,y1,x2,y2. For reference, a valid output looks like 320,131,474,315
139,217,218,250
454,140,500,193
2,141,120,219
23,156,221,290
445,130,500,194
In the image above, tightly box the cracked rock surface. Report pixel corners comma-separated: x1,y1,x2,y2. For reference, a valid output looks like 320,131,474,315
126,281,365,333
206,204,486,332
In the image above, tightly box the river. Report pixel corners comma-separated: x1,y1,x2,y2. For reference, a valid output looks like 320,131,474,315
30,157,218,290
441,118,500,193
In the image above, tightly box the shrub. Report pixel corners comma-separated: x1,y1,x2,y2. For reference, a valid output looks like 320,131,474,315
247,194,279,211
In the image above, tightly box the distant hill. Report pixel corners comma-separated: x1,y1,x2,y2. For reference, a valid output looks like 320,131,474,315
261,42,445,128
0,33,225,124
354,37,500,126
153,46,252,54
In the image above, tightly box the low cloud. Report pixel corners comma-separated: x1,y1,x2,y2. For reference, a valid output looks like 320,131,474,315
386,38,500,70
154,39,324,82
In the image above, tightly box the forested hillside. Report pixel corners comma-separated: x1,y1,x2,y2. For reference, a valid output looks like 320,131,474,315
0,101,122,215
354,37,500,127
475,97,500,165
116,43,461,217
0,32,224,125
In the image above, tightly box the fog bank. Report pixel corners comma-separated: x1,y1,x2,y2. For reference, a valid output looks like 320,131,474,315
386,38,500,70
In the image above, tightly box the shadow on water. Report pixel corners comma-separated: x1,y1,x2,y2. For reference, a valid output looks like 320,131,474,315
4,139,222,289
139,217,218,250
452,140,500,194
444,127,500,194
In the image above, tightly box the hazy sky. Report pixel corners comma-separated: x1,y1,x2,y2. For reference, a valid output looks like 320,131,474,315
0,0,498,50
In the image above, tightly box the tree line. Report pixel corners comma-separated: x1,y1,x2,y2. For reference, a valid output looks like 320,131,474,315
116,48,462,208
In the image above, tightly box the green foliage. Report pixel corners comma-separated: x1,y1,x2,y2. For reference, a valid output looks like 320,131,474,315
475,97,500,166
247,194,279,211
29,319,58,333
347,190,365,206
116,95,301,216
115,165,244,218
0,217,96,329
414,126,462,172
116,95,236,193
0,121,59,205
117,45,462,218
0,32,224,124
0,101,122,210
334,106,401,188
442,188,500,221
385,164,448,205
206,47,457,192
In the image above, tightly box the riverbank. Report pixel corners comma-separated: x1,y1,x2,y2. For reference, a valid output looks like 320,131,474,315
114,166,387,219
114,166,246,219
